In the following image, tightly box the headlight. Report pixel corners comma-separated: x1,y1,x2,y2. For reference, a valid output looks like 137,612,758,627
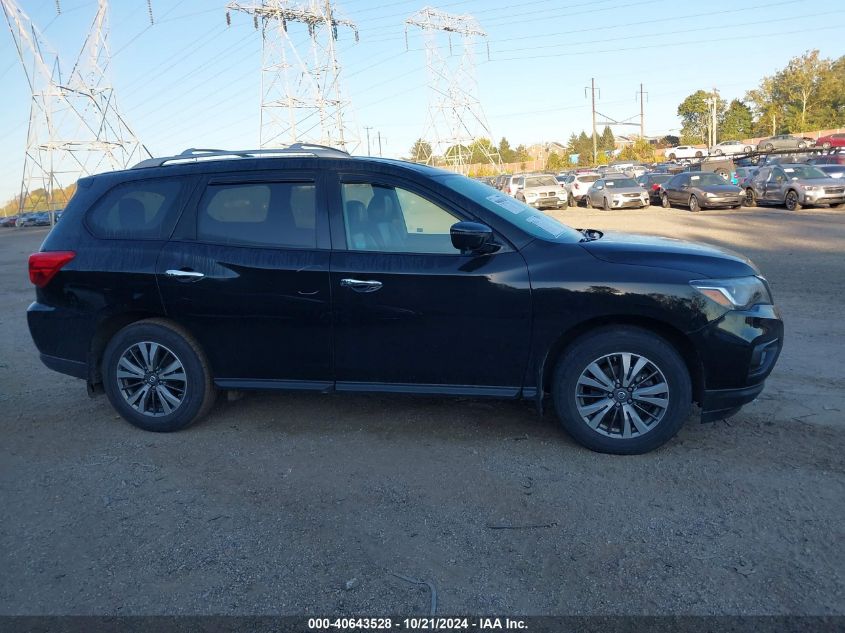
690,276,772,309
525,192,538,198
705,192,716,198
803,186,819,191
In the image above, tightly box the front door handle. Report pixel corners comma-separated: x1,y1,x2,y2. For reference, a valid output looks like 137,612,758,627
340,278,383,293
166,269,205,281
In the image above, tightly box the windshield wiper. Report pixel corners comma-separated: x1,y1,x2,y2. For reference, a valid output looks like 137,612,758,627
577,228,603,242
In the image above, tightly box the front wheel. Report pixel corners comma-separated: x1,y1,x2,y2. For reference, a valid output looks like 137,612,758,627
695,151,703,157
568,193,576,207
689,195,700,212
585,196,593,209
823,142,831,149
602,197,611,211
552,327,692,454
714,149,723,156
785,190,802,211
744,146,752,153
661,193,671,208
102,319,216,432
764,143,774,151
797,141,807,149
745,188,757,207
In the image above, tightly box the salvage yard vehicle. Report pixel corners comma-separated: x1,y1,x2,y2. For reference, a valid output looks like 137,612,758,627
514,174,568,210
637,172,672,205
744,163,845,210
665,145,705,160
562,171,600,205
661,171,743,211
756,134,814,151
710,140,753,156
585,176,649,210
27,144,783,454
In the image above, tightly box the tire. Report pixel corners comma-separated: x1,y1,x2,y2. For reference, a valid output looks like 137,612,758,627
661,193,670,209
585,196,593,209
695,151,703,158
568,193,576,207
714,149,723,156
745,188,757,207
823,142,831,149
784,190,802,211
560,198,568,210
551,326,692,455
602,197,611,211
102,319,216,432
668,153,676,160
764,143,774,151
744,146,752,153
730,204,741,209
689,195,700,212
798,141,807,149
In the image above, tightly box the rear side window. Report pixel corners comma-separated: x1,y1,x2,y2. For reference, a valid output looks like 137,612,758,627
197,181,316,248
86,178,186,239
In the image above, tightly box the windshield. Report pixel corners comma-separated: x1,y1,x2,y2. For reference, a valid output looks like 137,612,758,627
605,178,638,188
525,176,559,188
577,175,599,183
437,175,582,243
782,165,827,179
689,173,729,186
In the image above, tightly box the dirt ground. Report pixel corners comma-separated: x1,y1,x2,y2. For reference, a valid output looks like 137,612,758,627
0,204,843,616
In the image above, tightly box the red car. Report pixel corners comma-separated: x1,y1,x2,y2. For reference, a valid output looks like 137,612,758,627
816,133,845,149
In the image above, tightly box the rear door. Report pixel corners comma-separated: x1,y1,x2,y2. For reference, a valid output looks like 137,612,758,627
157,169,333,387
763,166,787,202
328,172,531,394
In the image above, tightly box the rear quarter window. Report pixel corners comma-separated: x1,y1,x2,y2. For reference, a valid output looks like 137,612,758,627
86,178,187,240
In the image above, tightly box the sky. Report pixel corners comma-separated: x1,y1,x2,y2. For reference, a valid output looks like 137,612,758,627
1,0,844,203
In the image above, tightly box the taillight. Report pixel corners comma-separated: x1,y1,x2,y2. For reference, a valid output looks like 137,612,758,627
574,183,580,189
652,183,660,190
29,251,75,287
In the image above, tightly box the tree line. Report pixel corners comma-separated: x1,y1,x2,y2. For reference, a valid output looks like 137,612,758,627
678,50,844,144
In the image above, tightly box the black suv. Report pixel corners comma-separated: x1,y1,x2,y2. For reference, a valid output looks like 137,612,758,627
27,145,783,454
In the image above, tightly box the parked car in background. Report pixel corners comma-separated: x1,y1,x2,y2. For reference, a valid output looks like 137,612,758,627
563,172,600,205
756,135,814,151
0,215,19,227
744,163,845,210
817,164,845,179
494,174,510,191
636,172,673,205
514,174,568,209
25,145,784,454
815,133,845,149
809,154,845,166
33,212,51,226
504,174,525,196
660,171,743,211
585,176,649,210
665,145,706,160
710,140,753,156
16,214,38,227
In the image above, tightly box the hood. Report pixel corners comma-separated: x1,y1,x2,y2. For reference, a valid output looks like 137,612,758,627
793,177,842,187
581,232,759,278
694,183,742,194
605,186,644,195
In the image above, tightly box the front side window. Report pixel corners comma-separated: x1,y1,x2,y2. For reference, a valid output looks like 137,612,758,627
87,178,186,239
341,182,460,254
197,181,316,248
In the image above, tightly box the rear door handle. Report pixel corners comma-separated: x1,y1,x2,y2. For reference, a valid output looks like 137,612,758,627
166,269,205,281
340,278,383,293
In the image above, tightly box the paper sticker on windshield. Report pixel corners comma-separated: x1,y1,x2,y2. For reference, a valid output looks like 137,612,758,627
486,193,525,214
526,214,566,238
691,175,700,181
784,168,795,173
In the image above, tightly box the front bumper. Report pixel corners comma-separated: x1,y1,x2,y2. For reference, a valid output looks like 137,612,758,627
690,303,784,421
528,197,567,209
801,191,845,206
701,195,743,208
611,196,648,208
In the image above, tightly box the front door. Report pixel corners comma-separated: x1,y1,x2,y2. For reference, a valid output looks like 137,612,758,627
763,166,787,202
328,174,532,395
157,171,333,387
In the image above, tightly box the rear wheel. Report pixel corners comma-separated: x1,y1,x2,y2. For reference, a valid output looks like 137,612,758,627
102,319,216,432
552,327,692,454
689,195,700,212
661,193,671,208
784,190,802,211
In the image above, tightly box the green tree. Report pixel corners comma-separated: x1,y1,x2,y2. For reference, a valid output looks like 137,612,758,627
719,100,753,140
618,138,656,163
747,76,783,136
409,138,432,163
498,137,516,163
777,50,832,131
599,126,615,152
513,144,531,162
468,138,497,164
546,152,564,172
677,90,724,144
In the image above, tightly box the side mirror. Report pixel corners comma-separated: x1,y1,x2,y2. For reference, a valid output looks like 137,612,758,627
451,221,493,254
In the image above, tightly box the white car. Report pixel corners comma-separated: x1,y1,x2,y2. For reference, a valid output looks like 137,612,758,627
563,172,601,204
710,140,753,156
665,145,707,160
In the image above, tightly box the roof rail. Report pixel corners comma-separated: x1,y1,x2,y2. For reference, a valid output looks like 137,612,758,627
132,142,350,169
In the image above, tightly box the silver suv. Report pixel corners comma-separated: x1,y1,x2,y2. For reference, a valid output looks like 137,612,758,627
745,163,845,210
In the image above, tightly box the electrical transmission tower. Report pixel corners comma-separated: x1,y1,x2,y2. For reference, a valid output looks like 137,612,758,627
226,1,360,152
0,0,151,215
405,7,499,172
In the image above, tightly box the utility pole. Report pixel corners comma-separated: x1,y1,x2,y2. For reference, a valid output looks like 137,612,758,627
377,131,383,157
712,87,719,148
585,78,599,163
363,126,372,155
639,83,646,139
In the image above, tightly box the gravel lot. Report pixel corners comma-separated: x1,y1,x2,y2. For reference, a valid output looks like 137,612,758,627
0,205,843,616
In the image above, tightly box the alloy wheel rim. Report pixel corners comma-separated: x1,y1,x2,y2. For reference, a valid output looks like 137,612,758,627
786,192,797,210
116,341,187,417
574,352,670,439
